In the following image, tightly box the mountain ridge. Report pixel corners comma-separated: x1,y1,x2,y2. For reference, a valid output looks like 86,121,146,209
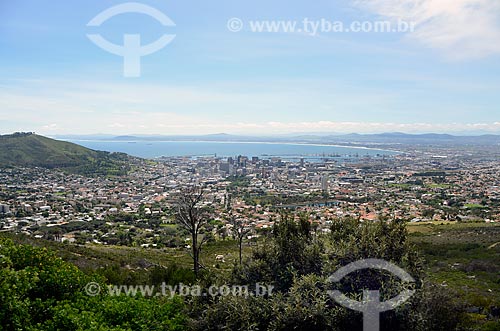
0,132,130,176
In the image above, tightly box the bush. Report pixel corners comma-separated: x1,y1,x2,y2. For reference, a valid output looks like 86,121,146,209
193,217,466,331
0,238,187,330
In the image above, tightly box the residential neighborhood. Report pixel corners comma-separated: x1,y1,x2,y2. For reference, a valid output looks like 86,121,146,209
1,144,499,248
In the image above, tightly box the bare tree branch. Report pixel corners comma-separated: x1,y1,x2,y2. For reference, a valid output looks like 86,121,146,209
174,186,211,277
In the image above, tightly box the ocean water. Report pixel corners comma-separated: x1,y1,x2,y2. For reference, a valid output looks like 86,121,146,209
68,140,399,159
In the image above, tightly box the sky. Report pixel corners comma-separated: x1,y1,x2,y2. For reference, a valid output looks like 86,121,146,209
1,0,500,135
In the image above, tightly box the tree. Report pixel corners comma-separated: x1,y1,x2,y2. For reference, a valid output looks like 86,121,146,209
233,212,323,292
174,186,211,277
200,214,466,331
228,213,251,265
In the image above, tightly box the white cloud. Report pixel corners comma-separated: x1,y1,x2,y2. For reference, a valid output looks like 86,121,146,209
213,121,500,134
0,78,398,135
354,0,500,59
41,123,58,131
1,79,498,135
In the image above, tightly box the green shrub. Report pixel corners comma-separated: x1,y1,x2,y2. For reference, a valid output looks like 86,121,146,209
0,238,187,330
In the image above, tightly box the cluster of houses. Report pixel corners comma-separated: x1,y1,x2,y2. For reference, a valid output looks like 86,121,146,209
1,146,499,246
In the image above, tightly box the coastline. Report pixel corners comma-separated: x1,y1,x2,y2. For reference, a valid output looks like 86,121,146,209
62,139,404,155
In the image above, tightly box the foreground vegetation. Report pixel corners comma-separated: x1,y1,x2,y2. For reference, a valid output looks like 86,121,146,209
2,217,498,330
0,236,186,330
409,221,500,324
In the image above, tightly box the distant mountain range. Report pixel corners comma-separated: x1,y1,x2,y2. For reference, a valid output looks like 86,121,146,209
53,132,500,146
0,133,130,176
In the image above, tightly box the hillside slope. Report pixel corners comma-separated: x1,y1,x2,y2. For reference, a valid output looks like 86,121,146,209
0,132,129,176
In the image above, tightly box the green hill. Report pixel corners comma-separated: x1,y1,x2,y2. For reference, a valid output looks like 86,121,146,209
0,132,130,176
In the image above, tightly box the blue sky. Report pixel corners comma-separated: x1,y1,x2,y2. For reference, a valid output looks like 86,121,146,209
1,0,500,135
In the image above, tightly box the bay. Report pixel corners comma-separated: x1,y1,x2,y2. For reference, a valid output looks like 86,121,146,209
68,140,399,159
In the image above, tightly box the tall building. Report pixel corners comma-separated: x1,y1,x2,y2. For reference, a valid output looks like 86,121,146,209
321,175,329,193
0,204,10,214
219,162,230,174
